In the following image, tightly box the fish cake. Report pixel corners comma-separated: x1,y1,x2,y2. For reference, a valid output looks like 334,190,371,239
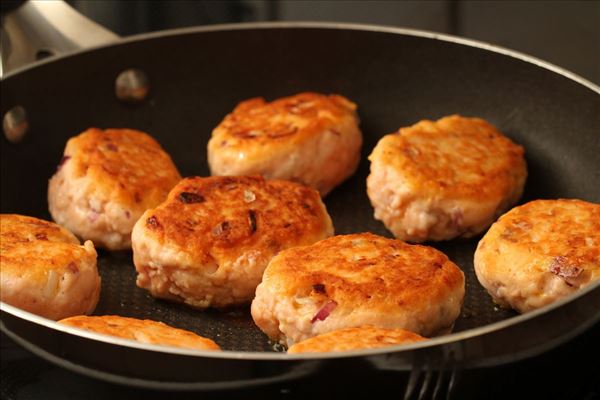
287,325,426,353
474,199,600,312
367,115,527,242
131,175,333,308
0,214,100,320
48,128,181,250
251,232,464,346
207,92,362,196
59,315,220,351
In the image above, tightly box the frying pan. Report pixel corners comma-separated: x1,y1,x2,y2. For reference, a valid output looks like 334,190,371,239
1,1,599,396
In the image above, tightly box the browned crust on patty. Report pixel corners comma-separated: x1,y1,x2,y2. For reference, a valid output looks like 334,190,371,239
211,92,358,149
1,214,79,247
57,128,181,210
287,325,426,353
1,214,83,284
264,232,464,319
480,199,600,268
138,175,333,267
371,115,526,201
59,315,220,351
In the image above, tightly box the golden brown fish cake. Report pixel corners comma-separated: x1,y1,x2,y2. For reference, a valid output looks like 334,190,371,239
367,115,527,242
0,214,100,320
251,233,465,346
474,199,600,312
131,175,333,308
207,92,362,196
48,128,181,250
59,315,221,351
287,325,426,353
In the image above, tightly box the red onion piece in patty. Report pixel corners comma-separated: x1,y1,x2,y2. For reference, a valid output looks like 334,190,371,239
146,216,161,229
311,300,337,323
88,210,100,223
550,256,582,285
451,208,464,228
105,143,118,151
56,155,71,171
35,233,48,240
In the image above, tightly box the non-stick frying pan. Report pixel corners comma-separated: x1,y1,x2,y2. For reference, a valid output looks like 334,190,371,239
1,2,599,397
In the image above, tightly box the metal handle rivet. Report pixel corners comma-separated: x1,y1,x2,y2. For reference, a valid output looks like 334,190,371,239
115,68,150,103
3,106,29,143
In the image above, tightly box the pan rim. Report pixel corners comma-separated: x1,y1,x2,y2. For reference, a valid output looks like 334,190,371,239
2,279,599,360
1,21,599,362
1,21,599,94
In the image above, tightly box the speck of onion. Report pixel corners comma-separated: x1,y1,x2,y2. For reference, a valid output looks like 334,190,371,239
244,190,256,203
88,210,100,223
43,270,59,299
311,300,337,323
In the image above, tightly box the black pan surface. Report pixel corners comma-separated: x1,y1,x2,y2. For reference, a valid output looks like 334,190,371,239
1,23,599,387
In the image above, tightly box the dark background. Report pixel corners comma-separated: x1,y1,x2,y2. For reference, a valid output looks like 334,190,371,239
2,1,599,399
67,0,600,85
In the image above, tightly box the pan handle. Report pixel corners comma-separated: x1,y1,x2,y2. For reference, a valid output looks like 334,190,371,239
0,0,119,77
